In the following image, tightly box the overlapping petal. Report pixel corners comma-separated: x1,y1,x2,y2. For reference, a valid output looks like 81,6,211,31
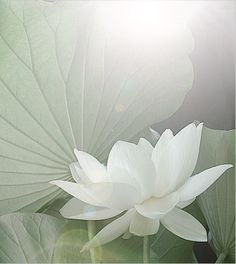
152,128,173,167
51,180,142,210
81,209,135,251
160,207,207,242
153,124,202,197
138,138,154,156
60,198,122,220
178,164,233,202
129,211,160,236
107,141,156,199
69,162,90,184
74,149,109,183
135,192,179,219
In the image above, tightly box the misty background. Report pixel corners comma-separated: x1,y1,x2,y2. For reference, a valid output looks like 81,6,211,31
154,1,235,133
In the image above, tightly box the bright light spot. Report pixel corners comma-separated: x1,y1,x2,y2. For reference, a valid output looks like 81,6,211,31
95,1,201,42
115,104,125,113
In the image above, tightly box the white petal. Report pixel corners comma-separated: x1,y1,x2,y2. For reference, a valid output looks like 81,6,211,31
151,129,173,189
81,209,135,251
135,192,179,219
51,180,103,206
51,180,142,210
153,128,173,156
60,198,122,220
183,122,203,178
151,128,173,174
178,164,233,202
177,198,195,209
153,123,202,197
107,141,156,199
129,211,159,236
69,162,90,184
74,149,108,183
138,138,153,156
174,123,203,183
161,207,207,242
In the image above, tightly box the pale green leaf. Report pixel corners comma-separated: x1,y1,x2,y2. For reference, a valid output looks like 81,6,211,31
0,213,65,263
0,0,194,214
196,127,235,262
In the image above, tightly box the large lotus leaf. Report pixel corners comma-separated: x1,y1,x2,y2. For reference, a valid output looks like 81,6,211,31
0,213,65,263
196,127,235,262
0,0,194,214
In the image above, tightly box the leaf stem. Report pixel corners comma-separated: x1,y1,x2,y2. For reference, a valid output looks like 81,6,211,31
87,220,97,263
215,252,226,263
143,235,150,263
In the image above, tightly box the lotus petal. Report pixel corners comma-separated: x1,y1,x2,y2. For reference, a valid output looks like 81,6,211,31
74,150,108,183
69,162,88,183
138,138,154,156
153,124,202,196
160,207,207,242
60,198,122,220
81,209,135,251
178,164,233,202
129,211,160,236
51,180,142,210
135,192,179,218
107,141,156,199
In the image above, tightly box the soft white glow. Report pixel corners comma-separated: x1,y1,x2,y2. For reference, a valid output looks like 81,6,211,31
95,1,201,42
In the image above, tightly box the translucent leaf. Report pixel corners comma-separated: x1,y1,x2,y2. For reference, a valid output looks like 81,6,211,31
0,0,194,214
0,213,65,263
196,127,235,262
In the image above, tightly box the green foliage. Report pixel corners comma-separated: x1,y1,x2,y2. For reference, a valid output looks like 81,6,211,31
196,127,235,262
0,212,146,263
0,213,65,263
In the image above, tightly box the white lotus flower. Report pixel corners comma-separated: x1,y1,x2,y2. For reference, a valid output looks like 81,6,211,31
51,123,233,251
